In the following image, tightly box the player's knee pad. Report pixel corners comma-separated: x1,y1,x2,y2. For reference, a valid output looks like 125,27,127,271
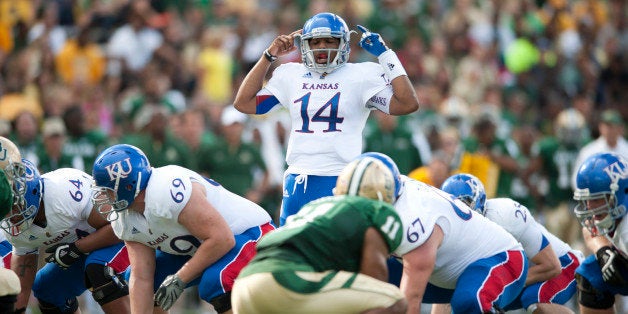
84,263,129,306
210,291,232,313
575,273,614,309
38,298,78,314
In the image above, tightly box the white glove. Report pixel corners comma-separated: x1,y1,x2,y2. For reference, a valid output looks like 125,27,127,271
154,274,186,310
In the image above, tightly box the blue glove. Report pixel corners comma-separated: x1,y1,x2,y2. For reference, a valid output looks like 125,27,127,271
357,25,389,57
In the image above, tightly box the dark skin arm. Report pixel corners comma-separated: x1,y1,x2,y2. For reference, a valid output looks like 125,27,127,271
360,227,390,281
387,73,419,116
73,205,123,253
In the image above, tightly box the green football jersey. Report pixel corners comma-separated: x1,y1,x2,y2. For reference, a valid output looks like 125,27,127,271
535,136,580,207
240,195,403,277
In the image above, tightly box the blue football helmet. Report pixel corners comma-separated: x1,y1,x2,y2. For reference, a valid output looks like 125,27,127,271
300,12,351,74
441,173,487,215
92,144,152,221
358,152,402,199
0,159,43,236
573,152,628,236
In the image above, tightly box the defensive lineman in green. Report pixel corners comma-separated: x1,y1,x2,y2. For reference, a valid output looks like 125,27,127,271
232,157,406,314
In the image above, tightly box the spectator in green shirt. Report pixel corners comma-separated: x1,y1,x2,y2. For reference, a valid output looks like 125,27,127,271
121,105,194,169
37,117,73,173
198,106,270,208
364,111,423,175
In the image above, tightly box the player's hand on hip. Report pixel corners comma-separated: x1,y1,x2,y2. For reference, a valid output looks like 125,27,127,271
357,25,389,57
269,29,302,56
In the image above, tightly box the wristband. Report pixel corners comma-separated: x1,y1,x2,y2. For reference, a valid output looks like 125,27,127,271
377,50,407,81
263,49,278,63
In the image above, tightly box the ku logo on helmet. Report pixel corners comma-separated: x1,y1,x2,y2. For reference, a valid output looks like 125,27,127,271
104,158,133,181
603,158,628,184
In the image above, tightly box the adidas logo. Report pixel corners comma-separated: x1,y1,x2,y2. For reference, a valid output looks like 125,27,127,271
29,235,37,241
387,63,395,70
131,227,140,234
303,72,312,78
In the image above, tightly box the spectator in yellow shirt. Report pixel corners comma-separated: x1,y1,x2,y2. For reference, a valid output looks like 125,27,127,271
55,27,106,87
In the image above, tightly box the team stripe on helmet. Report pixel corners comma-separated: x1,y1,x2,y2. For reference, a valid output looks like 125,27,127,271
348,158,374,197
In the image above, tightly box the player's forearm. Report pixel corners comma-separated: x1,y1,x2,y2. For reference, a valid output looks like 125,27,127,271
12,254,37,309
582,227,612,253
389,76,419,115
526,246,561,284
75,225,121,253
233,56,273,114
176,236,235,283
400,271,426,314
129,274,157,314
525,263,560,285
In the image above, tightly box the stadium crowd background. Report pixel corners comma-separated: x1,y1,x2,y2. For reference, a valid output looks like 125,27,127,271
0,0,626,312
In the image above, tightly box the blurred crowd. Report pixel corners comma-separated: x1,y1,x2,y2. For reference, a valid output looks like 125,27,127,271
0,0,626,229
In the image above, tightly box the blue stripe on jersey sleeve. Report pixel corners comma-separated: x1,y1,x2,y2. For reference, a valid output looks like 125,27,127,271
539,234,550,251
255,95,280,114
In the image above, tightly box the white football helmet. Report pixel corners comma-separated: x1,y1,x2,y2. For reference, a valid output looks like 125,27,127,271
334,157,396,204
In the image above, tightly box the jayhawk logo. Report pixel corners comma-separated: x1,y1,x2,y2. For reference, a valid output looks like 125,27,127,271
104,158,133,181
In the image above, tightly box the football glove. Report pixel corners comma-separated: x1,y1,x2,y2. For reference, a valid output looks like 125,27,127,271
154,274,186,311
357,25,389,57
596,246,628,287
44,242,87,269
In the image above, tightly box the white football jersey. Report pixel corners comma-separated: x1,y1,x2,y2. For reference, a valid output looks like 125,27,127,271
484,198,582,262
5,168,95,255
612,217,628,255
112,166,272,256
393,177,522,289
260,62,393,176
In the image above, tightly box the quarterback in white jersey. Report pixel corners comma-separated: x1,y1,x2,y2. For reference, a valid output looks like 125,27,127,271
360,153,527,314
92,144,275,313
0,161,130,313
233,12,419,225
442,174,584,314
572,152,628,314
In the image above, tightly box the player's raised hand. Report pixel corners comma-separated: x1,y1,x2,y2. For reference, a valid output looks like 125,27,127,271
268,29,302,57
357,25,389,57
